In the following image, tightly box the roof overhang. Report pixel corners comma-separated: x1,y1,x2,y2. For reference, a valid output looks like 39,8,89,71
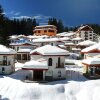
82,63,100,67
22,68,48,70
81,49,100,54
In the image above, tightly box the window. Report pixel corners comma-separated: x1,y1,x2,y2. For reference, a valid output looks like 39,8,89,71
17,47,19,51
89,34,92,36
84,32,88,37
61,63,64,68
85,38,88,40
8,61,11,65
12,46,14,49
58,71,61,77
48,58,52,66
51,43,53,46
44,30,47,33
85,31,88,34
48,30,54,32
3,56,7,65
22,54,27,60
38,31,40,33
3,56,7,60
17,54,21,60
0,61,3,65
41,43,44,46
2,67,5,73
58,57,61,68
28,54,30,60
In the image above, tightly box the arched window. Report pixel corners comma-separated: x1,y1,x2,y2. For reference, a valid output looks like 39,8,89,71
58,57,61,68
48,58,52,66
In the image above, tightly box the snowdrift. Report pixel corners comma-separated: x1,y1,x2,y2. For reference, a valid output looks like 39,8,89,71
0,70,100,100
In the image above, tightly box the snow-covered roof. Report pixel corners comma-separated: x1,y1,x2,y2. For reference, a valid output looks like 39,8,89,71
81,42,100,53
9,35,27,40
64,32,75,37
58,45,66,48
32,37,70,43
82,57,100,65
72,37,83,41
34,28,56,31
69,53,80,57
32,37,59,43
17,35,26,38
27,35,49,39
57,32,75,37
17,48,32,53
35,25,56,28
30,45,69,55
77,40,96,46
22,60,48,70
57,32,68,36
59,37,70,41
9,35,18,40
10,41,34,46
65,42,75,46
72,48,81,51
0,45,16,54
78,25,93,31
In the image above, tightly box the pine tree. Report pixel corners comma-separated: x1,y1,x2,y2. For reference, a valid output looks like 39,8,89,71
48,18,64,33
33,18,38,35
64,27,68,32
0,5,9,45
48,18,58,27
57,19,64,33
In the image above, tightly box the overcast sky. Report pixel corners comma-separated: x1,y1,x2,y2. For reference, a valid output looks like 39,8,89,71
0,0,100,26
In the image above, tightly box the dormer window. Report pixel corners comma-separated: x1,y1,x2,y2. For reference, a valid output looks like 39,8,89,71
48,58,52,66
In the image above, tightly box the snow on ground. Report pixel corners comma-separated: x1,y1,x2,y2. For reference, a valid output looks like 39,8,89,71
0,62,100,100
15,62,24,70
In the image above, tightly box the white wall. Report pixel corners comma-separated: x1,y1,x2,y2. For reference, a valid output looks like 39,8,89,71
0,55,15,75
12,45,35,51
84,53,100,59
44,56,66,80
0,65,14,74
52,68,66,79
31,54,66,80
80,31,96,41
43,56,65,69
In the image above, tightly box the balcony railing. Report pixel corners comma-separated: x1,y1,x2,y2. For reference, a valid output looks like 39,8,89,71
0,60,11,66
56,63,64,68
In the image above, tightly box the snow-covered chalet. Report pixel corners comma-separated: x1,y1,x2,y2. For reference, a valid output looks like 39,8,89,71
22,45,69,81
0,45,16,75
